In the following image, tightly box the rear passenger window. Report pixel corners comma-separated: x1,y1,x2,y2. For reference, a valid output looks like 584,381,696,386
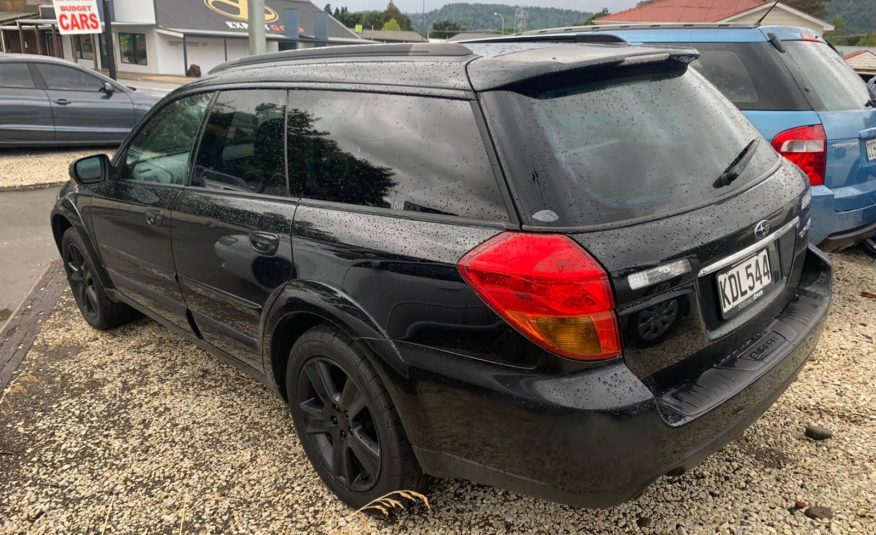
0,63,35,88
287,91,508,221
691,50,758,106
36,64,102,91
675,42,810,111
194,90,288,196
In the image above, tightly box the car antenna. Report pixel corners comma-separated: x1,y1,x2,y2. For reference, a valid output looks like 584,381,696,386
756,1,781,26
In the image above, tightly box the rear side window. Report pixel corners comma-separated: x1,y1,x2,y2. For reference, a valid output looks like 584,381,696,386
783,41,872,111
194,89,288,196
0,63,35,88
287,91,508,221
36,64,102,91
484,65,779,227
678,43,809,111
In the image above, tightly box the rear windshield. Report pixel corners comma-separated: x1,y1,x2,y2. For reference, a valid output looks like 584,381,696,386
783,41,872,111
681,42,809,111
484,65,779,227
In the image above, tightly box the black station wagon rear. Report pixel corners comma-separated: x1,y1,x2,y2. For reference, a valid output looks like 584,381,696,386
51,42,831,508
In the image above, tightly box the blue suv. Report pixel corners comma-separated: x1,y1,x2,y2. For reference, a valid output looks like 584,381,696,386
484,25,876,251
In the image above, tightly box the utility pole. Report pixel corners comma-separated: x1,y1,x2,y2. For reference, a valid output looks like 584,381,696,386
248,0,266,55
101,0,117,80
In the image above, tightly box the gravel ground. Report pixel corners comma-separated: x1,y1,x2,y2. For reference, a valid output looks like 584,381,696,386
0,250,874,534
0,149,114,190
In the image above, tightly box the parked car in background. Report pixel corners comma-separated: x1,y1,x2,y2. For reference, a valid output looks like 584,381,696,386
478,25,876,251
52,42,831,509
0,54,165,148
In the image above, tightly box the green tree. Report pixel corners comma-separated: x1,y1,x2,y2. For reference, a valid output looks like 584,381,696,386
382,18,402,31
431,20,467,38
331,6,359,27
783,0,828,19
379,2,412,31
582,8,610,25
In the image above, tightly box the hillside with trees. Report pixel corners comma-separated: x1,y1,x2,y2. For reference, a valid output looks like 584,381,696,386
324,2,592,36
413,3,592,35
826,0,876,44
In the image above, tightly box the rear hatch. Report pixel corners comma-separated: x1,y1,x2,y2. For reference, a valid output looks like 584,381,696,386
781,39,876,196
481,58,810,391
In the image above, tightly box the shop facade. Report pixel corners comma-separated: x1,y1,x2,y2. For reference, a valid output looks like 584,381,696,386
0,0,362,76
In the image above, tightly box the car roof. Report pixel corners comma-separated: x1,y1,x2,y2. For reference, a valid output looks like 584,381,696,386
193,41,699,93
0,53,91,65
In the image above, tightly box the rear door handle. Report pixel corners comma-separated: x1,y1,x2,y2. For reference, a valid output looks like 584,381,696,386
145,208,163,226
249,231,279,255
55,98,71,106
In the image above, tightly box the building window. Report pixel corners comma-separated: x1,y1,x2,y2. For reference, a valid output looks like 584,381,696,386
74,34,95,60
119,33,147,65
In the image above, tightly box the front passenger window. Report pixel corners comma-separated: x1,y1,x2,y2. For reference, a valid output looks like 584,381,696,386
121,92,213,185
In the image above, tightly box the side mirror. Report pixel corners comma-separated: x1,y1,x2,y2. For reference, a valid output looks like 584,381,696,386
101,81,115,95
69,154,111,185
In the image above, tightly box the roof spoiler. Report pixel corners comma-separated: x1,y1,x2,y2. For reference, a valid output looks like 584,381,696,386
468,47,700,91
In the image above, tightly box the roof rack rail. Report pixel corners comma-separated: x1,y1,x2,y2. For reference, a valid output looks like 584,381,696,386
521,23,759,35
210,43,473,74
460,33,628,45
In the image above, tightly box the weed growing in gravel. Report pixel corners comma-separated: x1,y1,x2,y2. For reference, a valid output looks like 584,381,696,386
332,490,430,533
0,373,38,417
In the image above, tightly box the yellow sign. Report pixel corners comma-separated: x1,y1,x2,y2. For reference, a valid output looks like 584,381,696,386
204,0,279,23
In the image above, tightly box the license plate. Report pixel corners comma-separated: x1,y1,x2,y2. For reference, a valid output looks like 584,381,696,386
716,248,772,316
867,139,876,162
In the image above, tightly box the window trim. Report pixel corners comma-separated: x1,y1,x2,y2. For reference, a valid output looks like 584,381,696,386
0,62,36,89
286,87,515,225
118,32,148,66
113,90,217,188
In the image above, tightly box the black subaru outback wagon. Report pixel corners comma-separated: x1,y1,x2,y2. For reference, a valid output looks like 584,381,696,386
51,42,831,508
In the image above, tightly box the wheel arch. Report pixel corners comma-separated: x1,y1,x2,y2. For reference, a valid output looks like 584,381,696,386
262,280,397,402
51,201,115,291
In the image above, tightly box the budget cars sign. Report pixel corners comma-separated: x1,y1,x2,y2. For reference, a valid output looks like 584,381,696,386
52,0,101,35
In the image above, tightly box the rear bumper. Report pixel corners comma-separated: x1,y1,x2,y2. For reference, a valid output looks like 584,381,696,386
388,246,831,508
810,183,876,250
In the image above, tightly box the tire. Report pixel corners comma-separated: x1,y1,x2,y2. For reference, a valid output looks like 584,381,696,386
61,228,139,330
286,325,425,508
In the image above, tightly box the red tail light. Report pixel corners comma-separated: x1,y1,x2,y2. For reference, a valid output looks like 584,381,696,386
771,125,827,186
457,232,621,361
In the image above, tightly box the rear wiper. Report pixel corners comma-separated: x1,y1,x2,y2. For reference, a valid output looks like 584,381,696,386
713,138,760,189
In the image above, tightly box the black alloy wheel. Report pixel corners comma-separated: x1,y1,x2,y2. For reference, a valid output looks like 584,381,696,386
636,299,679,342
60,228,139,330
65,241,99,320
297,357,381,492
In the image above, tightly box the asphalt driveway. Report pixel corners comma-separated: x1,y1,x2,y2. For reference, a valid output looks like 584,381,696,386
0,187,60,328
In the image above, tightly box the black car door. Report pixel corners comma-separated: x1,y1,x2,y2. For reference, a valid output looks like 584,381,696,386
90,92,214,331
171,89,296,370
32,62,135,144
0,62,55,143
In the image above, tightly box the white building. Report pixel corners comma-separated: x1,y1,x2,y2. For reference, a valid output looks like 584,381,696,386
0,0,363,76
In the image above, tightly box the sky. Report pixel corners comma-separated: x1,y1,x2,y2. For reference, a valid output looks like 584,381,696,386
348,1,641,14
